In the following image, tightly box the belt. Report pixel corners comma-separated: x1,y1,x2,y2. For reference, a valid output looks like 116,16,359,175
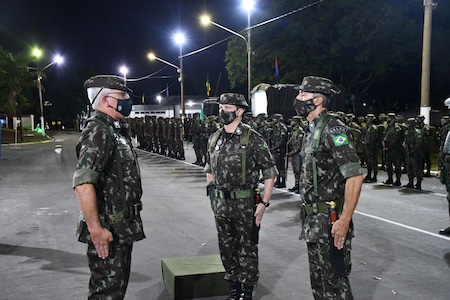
214,189,255,200
303,198,344,215
107,202,143,224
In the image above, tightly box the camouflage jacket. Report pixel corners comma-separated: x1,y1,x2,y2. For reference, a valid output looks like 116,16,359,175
383,123,403,150
403,128,423,156
73,111,145,244
299,111,362,242
205,123,278,190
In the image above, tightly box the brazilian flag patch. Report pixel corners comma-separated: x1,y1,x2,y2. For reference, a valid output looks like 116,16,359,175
333,134,349,146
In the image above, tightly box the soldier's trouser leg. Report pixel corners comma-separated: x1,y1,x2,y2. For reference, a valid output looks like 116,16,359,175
307,241,353,300
87,242,133,300
214,198,259,285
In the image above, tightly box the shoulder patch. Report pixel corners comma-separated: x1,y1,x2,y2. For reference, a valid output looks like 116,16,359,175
328,126,348,135
333,134,349,147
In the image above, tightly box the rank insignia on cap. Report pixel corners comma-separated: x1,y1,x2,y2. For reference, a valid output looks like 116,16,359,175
333,134,349,146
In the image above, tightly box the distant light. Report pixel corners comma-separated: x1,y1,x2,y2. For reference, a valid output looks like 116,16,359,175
119,66,128,76
200,15,211,25
32,47,42,59
187,101,194,107
173,32,186,46
242,0,255,12
148,53,156,60
53,54,64,64
156,95,162,104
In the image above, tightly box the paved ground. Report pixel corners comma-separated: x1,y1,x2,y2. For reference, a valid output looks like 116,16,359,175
1,131,450,300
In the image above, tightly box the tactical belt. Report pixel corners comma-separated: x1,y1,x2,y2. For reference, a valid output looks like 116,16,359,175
215,189,255,200
304,198,344,215
107,202,143,224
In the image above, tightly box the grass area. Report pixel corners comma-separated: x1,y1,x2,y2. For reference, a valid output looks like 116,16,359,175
1,128,53,144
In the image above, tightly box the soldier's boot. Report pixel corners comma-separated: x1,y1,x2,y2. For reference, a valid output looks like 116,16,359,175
274,176,281,187
363,169,372,183
371,172,378,182
404,179,414,189
393,177,401,186
383,175,394,185
277,177,286,188
288,181,299,192
240,284,254,300
227,281,242,300
415,179,422,191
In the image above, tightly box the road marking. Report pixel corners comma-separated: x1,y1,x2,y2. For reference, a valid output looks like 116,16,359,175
355,210,450,241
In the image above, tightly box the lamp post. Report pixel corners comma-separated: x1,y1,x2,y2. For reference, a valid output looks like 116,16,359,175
148,32,186,122
119,65,128,83
32,52,64,136
201,2,253,103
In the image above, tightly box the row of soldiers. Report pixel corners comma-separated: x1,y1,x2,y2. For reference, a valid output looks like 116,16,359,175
128,111,449,192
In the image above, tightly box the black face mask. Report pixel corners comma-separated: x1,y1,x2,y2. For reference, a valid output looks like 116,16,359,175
294,97,317,117
219,110,237,125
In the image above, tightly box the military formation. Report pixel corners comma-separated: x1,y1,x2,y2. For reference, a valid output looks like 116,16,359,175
128,111,442,193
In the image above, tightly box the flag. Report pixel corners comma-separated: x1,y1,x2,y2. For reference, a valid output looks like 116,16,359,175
206,75,211,96
200,107,204,121
141,92,145,104
165,84,169,97
274,54,280,83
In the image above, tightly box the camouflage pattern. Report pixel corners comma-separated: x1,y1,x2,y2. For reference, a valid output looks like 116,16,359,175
84,75,132,94
362,114,379,182
190,113,205,165
403,118,424,188
73,111,145,298
383,114,404,184
219,92,249,108
270,114,289,187
417,115,437,176
295,76,341,95
287,117,305,185
205,123,278,285
299,111,361,300
307,241,353,299
87,243,133,299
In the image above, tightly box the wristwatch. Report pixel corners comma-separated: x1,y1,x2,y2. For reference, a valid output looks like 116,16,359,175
260,200,270,208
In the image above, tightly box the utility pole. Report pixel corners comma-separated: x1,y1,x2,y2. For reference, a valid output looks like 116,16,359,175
420,0,437,125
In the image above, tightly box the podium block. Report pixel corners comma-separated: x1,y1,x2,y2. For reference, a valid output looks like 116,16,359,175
161,254,228,299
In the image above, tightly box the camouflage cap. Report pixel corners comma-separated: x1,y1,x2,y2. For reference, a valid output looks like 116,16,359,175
219,93,249,108
84,75,132,93
366,114,375,118
295,76,341,95
273,113,282,118
387,113,396,118
442,116,450,120
406,117,416,124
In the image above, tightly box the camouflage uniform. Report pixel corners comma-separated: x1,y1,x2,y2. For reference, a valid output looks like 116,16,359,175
74,110,145,299
287,116,304,193
296,76,362,300
382,113,403,186
417,115,436,177
205,93,278,299
439,99,450,235
362,114,379,182
402,118,424,190
270,114,289,188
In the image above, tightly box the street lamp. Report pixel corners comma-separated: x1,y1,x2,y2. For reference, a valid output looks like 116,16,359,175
147,32,186,122
119,65,128,82
32,49,64,136
242,0,254,105
201,9,252,103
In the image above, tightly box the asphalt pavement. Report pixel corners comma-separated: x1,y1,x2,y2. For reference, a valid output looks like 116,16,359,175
1,131,450,300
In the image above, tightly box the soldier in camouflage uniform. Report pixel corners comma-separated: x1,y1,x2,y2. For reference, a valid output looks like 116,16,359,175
378,113,388,170
205,93,278,300
295,76,362,300
174,118,185,160
286,116,305,193
417,115,437,177
402,118,424,190
270,113,289,188
362,114,379,182
74,75,145,299
345,113,365,167
382,113,404,186
439,98,450,236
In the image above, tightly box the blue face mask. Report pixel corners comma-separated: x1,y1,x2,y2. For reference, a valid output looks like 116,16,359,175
116,98,133,117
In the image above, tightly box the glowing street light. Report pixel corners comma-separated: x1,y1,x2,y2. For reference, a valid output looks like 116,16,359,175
119,65,128,82
32,48,64,136
201,10,252,103
174,32,186,123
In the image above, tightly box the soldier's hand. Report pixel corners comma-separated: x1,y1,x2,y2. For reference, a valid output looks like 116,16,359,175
254,204,266,226
330,218,349,250
90,227,114,259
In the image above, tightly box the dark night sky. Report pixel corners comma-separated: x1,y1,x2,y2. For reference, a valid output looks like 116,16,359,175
0,0,256,99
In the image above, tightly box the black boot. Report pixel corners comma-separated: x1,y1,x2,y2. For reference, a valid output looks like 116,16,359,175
383,175,394,185
371,172,377,182
393,177,401,186
274,176,281,188
404,180,414,189
240,284,254,300
277,177,286,188
228,281,242,300
288,181,299,192
364,169,372,183
415,179,422,190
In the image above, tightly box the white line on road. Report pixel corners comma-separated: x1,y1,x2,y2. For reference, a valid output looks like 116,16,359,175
355,210,450,241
